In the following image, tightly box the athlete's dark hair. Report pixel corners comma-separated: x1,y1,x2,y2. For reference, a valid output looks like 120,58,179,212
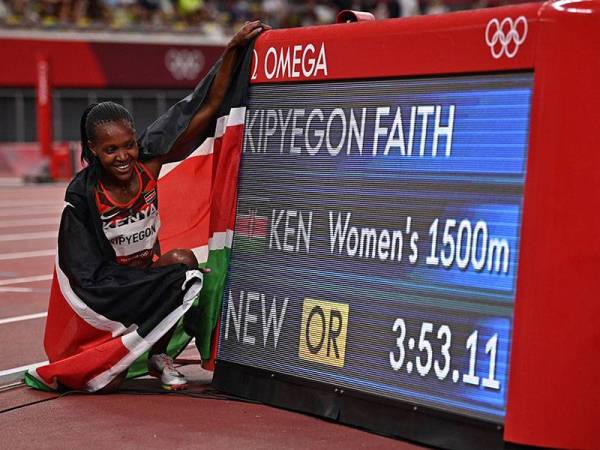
80,102,135,165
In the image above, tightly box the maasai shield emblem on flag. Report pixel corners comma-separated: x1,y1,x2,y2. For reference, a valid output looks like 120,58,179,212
25,44,254,391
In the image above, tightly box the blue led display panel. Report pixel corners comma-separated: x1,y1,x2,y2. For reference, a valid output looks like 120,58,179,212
217,73,533,423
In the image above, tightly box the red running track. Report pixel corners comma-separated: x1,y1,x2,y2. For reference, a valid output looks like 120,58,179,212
0,183,64,378
0,181,424,449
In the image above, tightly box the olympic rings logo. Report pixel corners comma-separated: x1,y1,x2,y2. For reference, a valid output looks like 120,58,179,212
165,49,205,81
485,16,528,59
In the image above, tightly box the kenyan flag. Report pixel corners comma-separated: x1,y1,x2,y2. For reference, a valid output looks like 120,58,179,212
146,106,248,372
233,208,268,255
130,47,255,374
25,45,254,391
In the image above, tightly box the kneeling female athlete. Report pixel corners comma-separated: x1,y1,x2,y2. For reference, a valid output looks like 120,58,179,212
34,21,269,392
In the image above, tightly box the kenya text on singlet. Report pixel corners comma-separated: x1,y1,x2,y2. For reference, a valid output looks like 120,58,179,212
95,162,160,267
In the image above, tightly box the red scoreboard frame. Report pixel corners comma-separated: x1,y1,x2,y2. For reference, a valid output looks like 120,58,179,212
247,1,600,448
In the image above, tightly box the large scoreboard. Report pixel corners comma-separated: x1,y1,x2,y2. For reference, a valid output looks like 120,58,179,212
220,72,532,423
213,2,600,449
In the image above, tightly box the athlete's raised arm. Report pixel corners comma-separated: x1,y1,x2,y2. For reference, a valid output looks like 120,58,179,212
144,20,269,177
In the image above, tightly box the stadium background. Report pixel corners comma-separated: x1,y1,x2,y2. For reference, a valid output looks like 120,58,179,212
2,0,534,33
3,2,582,450
0,0,534,144
0,0,536,180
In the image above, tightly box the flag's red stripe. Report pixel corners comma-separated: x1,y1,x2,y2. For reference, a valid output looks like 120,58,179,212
253,220,267,237
44,271,113,361
210,124,244,233
158,154,213,252
40,271,130,389
158,122,244,253
37,336,129,390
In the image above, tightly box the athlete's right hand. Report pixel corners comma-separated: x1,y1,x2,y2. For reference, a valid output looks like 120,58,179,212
227,20,271,49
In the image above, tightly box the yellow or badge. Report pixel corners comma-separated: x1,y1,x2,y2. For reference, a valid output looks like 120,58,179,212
299,298,349,368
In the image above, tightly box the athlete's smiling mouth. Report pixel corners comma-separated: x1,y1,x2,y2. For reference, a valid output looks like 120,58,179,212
114,161,132,173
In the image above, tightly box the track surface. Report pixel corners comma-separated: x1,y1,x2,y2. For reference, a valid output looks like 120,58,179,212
0,182,424,449
0,183,64,377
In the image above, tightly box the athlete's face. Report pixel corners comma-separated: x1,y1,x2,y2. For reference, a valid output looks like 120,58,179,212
90,120,139,185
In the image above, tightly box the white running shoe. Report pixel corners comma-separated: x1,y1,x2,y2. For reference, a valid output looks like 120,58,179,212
148,353,188,390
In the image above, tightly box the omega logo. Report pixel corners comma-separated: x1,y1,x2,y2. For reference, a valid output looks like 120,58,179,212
252,43,328,80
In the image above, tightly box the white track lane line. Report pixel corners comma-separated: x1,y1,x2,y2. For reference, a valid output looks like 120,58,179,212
0,287,34,293
0,249,55,261
0,312,47,325
0,231,57,242
0,274,53,286
0,211,61,219
0,202,64,217
0,361,48,378
0,177,25,187
0,199,63,208
0,218,60,228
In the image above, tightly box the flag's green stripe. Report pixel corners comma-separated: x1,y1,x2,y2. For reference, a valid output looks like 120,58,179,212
184,247,231,359
126,315,193,379
128,246,230,377
234,238,265,254
23,372,54,392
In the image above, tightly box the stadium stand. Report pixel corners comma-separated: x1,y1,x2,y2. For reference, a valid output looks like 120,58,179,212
0,0,536,36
